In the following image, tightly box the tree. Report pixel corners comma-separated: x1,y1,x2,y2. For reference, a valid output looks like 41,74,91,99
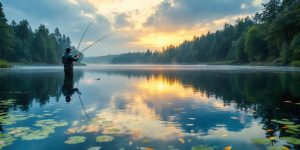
260,0,281,24
32,25,50,62
232,35,248,63
291,34,300,61
12,20,33,62
0,2,14,60
245,26,269,62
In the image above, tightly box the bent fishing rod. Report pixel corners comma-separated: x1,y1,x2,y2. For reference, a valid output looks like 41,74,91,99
76,22,92,51
79,31,116,54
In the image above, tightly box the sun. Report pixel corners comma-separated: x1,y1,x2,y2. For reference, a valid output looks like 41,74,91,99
158,37,164,46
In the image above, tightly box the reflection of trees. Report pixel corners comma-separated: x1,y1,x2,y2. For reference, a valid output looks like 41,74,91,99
98,70,300,138
0,70,83,111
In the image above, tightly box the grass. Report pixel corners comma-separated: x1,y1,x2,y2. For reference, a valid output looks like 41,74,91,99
0,59,12,68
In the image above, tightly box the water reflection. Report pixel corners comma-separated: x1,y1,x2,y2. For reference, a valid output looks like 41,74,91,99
0,68,300,149
62,76,81,103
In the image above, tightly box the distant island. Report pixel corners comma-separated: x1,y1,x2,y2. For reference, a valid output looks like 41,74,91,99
84,1,300,67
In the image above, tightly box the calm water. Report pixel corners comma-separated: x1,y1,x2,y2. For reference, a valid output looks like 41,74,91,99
1,65,300,150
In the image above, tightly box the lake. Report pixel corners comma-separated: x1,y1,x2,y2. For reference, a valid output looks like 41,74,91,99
1,65,300,150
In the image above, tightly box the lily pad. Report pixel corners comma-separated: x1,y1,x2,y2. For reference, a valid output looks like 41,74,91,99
286,125,300,132
21,130,50,140
65,136,86,144
251,138,271,145
34,119,68,127
96,135,114,143
280,137,300,145
54,121,68,127
7,127,31,137
87,146,101,150
0,99,16,106
271,120,295,125
103,128,121,134
0,135,15,149
191,145,214,150
267,146,290,150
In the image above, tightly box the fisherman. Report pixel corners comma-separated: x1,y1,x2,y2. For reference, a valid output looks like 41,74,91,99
62,48,81,77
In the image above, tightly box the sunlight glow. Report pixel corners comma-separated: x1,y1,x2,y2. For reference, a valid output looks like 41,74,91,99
67,75,232,140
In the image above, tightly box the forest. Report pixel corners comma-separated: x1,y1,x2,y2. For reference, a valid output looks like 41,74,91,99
111,0,300,66
0,2,78,66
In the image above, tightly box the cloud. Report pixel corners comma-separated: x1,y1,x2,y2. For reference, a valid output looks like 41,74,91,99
2,0,266,56
144,0,261,31
2,0,112,48
114,13,131,29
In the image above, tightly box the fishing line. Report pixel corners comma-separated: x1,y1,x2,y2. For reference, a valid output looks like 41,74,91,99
80,31,116,54
76,22,93,51
77,93,91,122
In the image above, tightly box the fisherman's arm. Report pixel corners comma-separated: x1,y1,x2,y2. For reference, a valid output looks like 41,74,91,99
73,54,82,61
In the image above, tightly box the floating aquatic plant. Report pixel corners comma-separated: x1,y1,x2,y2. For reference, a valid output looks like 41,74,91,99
103,128,121,135
64,136,86,144
267,146,290,150
96,135,114,143
34,119,68,127
280,137,300,145
0,99,16,106
251,138,271,145
7,127,31,137
43,113,53,116
271,119,294,125
87,146,101,150
21,130,50,140
191,145,214,150
0,135,15,149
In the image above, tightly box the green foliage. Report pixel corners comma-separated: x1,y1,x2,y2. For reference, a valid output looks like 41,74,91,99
0,2,14,61
111,1,300,66
291,34,300,60
245,25,269,62
260,0,281,24
0,2,76,64
0,59,11,68
291,61,300,67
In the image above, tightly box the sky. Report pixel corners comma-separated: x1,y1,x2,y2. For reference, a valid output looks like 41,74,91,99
2,0,266,56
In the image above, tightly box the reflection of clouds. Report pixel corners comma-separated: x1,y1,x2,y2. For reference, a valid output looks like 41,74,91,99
68,97,184,140
81,79,95,85
202,122,264,141
136,76,208,99
68,75,238,140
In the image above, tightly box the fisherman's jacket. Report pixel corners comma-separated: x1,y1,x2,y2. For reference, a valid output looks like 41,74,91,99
62,53,78,70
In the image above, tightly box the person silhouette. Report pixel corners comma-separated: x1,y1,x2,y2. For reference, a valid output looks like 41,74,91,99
62,48,81,78
62,75,81,103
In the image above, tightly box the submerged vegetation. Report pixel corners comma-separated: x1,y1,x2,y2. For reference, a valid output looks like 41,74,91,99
111,0,300,66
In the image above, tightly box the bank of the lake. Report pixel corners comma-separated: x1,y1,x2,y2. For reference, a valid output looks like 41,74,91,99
0,59,12,68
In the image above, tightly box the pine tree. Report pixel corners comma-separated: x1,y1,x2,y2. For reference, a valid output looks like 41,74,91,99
0,2,14,60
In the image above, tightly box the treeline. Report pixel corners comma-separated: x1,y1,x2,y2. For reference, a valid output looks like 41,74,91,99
0,2,77,64
112,0,300,66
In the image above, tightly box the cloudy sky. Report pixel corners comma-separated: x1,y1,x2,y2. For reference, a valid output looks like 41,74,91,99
2,0,266,56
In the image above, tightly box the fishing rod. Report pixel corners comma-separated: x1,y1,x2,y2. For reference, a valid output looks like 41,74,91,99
80,31,116,54
76,22,93,51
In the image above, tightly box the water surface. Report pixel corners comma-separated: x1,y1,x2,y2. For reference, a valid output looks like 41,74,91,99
1,65,300,150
